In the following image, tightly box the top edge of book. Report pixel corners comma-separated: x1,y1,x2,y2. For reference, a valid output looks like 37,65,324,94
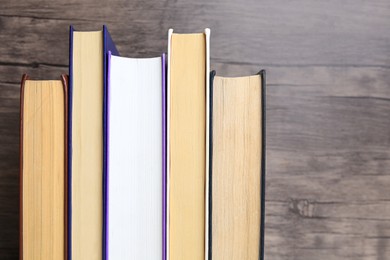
111,54,163,61
214,74,262,80
73,30,102,34
169,28,210,35
70,25,108,33
24,79,63,82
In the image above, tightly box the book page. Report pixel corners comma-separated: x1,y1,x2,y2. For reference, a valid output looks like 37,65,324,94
212,75,262,260
169,33,206,260
72,30,103,260
22,80,65,260
108,55,163,259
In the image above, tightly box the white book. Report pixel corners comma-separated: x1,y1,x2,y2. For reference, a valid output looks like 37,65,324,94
107,53,164,260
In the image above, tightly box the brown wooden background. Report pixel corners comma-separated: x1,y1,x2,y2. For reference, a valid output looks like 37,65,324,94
1,0,389,259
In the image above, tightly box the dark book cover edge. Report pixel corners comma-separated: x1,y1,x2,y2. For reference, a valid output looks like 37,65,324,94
103,25,118,260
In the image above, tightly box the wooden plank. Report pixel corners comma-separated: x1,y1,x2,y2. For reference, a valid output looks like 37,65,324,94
0,0,389,67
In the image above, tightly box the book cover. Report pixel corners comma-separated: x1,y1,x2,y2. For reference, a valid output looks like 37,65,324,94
162,53,167,260
102,26,119,260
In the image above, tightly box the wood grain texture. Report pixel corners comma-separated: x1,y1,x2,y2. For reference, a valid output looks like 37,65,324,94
0,0,389,259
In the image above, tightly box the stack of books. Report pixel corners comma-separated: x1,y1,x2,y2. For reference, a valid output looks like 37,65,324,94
19,26,266,260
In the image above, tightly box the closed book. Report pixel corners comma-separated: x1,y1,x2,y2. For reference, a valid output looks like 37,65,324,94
68,25,118,260
208,70,266,260
20,74,69,260
106,52,166,259
167,28,210,260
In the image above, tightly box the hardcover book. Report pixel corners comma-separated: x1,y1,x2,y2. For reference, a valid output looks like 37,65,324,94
20,74,68,260
106,52,166,260
167,28,210,260
68,25,118,260
208,70,266,260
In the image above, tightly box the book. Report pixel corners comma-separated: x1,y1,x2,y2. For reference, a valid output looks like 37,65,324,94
208,70,266,260
167,28,210,260
106,52,166,259
68,26,118,260
20,74,68,260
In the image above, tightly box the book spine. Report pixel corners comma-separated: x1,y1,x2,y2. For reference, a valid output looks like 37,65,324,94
258,70,266,260
204,28,211,260
19,74,29,260
68,25,74,260
61,74,69,260
103,26,118,260
208,70,216,260
162,53,167,260
166,28,173,260
105,50,112,260
102,27,108,260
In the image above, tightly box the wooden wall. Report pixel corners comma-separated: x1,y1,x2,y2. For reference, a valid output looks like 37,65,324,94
0,0,389,259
